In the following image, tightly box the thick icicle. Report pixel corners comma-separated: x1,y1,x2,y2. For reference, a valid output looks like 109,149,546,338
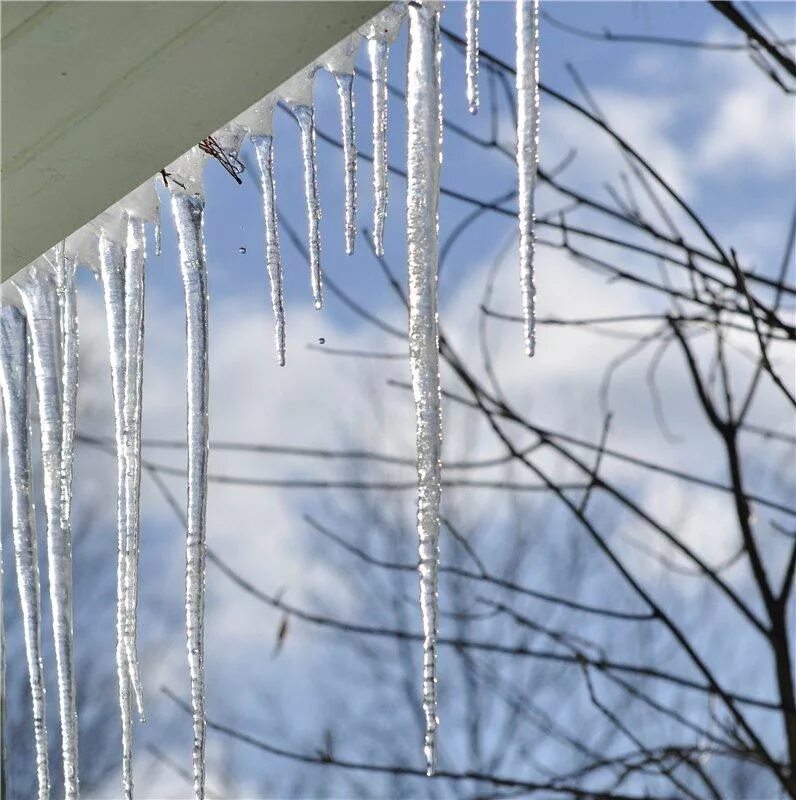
16,264,80,799
98,232,136,799
252,136,286,366
516,0,540,357
368,37,390,256
406,0,443,777
466,0,480,114
122,217,147,720
289,103,323,310
0,304,50,800
170,188,210,800
334,72,358,255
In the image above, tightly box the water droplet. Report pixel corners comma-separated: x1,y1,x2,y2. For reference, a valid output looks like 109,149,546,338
238,246,247,255
318,337,326,345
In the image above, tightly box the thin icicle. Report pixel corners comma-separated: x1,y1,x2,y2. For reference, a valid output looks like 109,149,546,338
517,0,540,357
252,136,286,366
368,37,390,256
98,232,135,799
406,0,443,777
0,304,50,800
333,72,358,255
122,216,147,721
290,103,323,310
466,0,480,113
55,244,78,544
16,264,79,799
154,219,162,257
170,188,210,800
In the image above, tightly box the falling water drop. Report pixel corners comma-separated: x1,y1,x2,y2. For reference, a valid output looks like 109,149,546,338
16,262,80,799
406,0,443,777
289,103,323,310
169,187,210,800
238,246,247,255
252,135,287,366
0,304,50,800
517,0,540,357
466,0,480,114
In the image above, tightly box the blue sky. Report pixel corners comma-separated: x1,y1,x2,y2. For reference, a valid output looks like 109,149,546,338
5,2,795,797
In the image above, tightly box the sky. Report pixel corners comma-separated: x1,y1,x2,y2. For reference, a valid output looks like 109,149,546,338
3,2,795,798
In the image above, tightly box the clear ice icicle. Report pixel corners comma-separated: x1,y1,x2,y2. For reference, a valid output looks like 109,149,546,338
252,135,286,366
466,0,480,114
333,72,358,255
368,37,390,256
516,0,540,357
290,103,323,310
170,188,210,800
122,216,147,720
0,304,50,800
16,264,80,799
406,0,443,777
55,244,78,556
99,232,136,799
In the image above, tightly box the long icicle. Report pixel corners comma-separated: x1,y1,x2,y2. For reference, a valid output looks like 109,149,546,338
170,188,210,800
406,0,443,777
517,0,540,357
16,263,80,799
55,247,81,731
252,135,287,366
368,36,390,256
290,104,323,310
0,304,50,800
98,232,135,799
465,0,480,113
333,72,358,255
122,217,147,720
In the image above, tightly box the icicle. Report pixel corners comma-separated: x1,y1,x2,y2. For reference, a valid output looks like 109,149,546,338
517,0,540,357
289,103,324,310
98,232,136,799
252,135,286,366
55,244,78,541
406,0,443,777
0,304,50,800
15,263,80,799
122,216,147,721
368,37,390,256
169,187,210,800
360,5,405,257
333,72,357,255
466,0,480,113
154,219,162,257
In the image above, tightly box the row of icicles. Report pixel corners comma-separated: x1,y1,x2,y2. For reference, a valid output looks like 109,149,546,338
0,1,540,797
